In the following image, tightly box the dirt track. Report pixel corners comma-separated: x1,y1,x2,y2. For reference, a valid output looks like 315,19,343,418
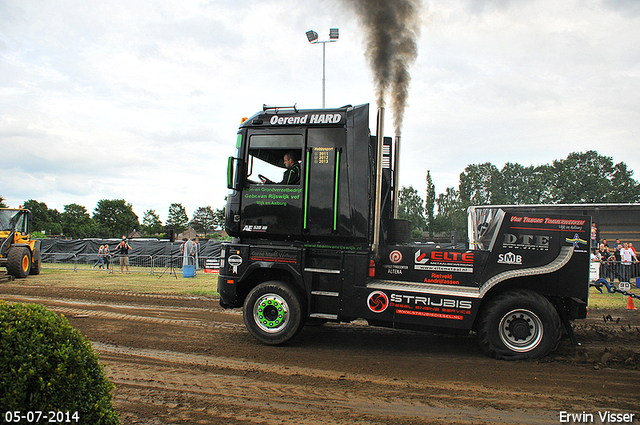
2,281,640,425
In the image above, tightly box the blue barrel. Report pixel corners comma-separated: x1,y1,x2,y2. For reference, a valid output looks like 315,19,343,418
182,265,195,278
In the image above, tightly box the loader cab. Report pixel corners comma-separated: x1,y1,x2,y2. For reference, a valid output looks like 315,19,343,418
226,104,373,245
0,209,30,236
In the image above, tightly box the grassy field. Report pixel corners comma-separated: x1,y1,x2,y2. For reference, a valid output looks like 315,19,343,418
14,269,219,296
588,285,640,309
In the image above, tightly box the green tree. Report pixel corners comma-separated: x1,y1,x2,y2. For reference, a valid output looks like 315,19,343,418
398,186,426,233
432,187,466,236
459,162,504,207
213,207,225,231
93,199,139,238
61,203,94,238
500,163,553,205
23,200,63,235
551,151,640,203
141,209,163,236
425,171,435,237
166,203,189,234
0,195,7,208
190,206,216,237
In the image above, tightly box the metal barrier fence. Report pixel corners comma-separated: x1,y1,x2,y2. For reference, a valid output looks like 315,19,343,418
592,260,640,284
41,253,220,275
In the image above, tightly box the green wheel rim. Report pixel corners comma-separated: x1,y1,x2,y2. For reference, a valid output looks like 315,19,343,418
253,293,290,333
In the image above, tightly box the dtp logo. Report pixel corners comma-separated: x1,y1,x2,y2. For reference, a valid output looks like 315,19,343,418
367,291,389,313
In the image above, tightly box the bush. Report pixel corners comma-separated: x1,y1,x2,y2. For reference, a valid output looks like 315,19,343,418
0,302,119,425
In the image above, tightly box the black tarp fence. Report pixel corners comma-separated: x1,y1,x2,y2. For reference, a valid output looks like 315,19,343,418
40,238,222,262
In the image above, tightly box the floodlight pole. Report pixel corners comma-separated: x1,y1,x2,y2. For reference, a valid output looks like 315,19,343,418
306,29,339,109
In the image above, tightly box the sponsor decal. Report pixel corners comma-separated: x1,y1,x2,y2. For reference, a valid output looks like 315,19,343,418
415,250,429,264
390,294,473,309
367,291,389,313
243,186,302,207
227,254,243,274
566,234,587,248
396,310,465,321
383,264,408,275
414,250,474,273
497,252,523,265
269,113,343,126
510,215,587,232
250,249,298,264
423,273,460,285
243,225,268,232
390,293,473,321
510,215,587,227
389,250,403,264
502,234,550,251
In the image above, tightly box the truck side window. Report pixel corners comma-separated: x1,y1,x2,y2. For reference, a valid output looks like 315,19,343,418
246,134,303,186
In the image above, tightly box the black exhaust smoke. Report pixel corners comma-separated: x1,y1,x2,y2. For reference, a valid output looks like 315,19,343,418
342,0,422,136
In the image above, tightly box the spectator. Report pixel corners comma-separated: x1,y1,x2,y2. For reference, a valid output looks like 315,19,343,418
613,244,623,282
181,238,196,267
591,223,598,253
193,238,200,270
620,242,638,283
598,243,610,279
104,245,110,269
92,245,105,269
115,236,132,274
605,248,617,282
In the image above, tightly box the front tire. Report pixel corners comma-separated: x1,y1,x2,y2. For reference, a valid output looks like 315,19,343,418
7,247,31,278
477,290,561,360
243,281,305,345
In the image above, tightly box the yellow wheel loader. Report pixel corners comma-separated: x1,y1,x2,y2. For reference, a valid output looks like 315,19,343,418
0,208,41,278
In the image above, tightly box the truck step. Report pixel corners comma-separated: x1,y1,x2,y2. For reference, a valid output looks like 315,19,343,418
309,313,338,320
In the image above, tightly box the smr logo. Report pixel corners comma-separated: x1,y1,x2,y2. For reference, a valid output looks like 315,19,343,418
367,291,389,313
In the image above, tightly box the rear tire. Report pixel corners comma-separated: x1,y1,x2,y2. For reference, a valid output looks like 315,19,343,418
7,247,31,278
243,281,305,345
30,246,42,275
477,290,561,360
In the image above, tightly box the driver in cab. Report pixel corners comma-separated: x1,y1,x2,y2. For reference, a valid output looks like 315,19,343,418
260,151,301,185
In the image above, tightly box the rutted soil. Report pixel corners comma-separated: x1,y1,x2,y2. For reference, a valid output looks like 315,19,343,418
2,282,640,424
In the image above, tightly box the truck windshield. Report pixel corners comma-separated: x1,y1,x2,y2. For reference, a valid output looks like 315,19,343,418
246,134,303,185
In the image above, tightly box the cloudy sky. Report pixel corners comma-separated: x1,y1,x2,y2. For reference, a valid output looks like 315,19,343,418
2,0,639,223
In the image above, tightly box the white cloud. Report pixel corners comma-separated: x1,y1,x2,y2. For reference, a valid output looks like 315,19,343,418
1,0,638,222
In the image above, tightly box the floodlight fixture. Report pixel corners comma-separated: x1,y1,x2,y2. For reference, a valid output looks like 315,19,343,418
306,30,319,43
305,28,339,108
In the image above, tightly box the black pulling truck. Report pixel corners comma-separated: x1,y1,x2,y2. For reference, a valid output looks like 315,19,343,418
219,103,591,360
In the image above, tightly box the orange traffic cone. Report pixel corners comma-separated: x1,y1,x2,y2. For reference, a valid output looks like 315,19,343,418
627,296,638,310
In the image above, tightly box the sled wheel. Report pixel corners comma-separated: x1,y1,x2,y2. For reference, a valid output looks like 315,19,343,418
477,290,561,360
7,247,31,279
243,281,305,345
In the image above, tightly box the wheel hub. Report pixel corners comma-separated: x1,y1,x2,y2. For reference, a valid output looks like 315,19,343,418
499,309,543,353
253,294,290,333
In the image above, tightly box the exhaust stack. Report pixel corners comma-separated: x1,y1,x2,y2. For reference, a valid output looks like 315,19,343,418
372,107,385,258
393,135,401,219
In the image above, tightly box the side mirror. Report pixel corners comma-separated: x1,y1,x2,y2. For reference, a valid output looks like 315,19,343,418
227,157,244,190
